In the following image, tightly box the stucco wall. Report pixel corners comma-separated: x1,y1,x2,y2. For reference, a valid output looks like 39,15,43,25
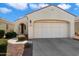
14,16,28,34
0,23,6,31
0,19,13,32
27,6,75,39
8,23,14,32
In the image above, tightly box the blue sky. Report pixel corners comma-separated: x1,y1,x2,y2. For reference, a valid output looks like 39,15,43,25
0,3,79,22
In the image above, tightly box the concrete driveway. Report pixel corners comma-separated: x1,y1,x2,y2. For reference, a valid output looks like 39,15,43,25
31,38,79,56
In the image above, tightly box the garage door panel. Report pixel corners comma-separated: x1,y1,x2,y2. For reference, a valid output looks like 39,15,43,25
34,22,69,38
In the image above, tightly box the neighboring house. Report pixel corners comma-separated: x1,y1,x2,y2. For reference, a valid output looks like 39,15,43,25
75,18,79,34
14,5,76,39
0,18,14,32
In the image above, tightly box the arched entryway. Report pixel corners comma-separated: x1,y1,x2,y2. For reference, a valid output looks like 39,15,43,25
19,23,26,34
18,23,28,40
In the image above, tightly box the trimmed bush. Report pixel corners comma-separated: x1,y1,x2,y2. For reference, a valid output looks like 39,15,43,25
17,35,26,41
5,32,17,39
0,39,7,56
0,30,5,38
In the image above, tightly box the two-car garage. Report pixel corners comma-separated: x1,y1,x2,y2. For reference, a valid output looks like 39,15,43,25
33,20,69,38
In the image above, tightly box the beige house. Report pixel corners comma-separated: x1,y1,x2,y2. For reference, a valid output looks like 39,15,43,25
0,18,14,32
14,6,76,39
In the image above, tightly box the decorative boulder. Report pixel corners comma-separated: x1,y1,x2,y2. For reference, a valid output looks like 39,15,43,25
17,35,27,41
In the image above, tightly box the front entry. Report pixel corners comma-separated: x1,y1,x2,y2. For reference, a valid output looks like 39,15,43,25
20,23,26,34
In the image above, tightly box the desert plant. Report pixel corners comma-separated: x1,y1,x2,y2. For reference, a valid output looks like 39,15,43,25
5,32,17,39
17,35,26,41
0,30,5,38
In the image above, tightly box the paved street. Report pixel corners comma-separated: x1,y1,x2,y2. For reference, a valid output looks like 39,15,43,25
31,38,79,56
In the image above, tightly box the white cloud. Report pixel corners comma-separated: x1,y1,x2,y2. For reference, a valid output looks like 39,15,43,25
29,4,39,9
75,3,79,6
38,3,49,8
7,3,28,10
0,8,12,14
57,4,71,10
6,3,49,10
29,3,49,9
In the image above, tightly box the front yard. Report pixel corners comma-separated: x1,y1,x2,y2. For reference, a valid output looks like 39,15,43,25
0,30,17,56
0,30,30,56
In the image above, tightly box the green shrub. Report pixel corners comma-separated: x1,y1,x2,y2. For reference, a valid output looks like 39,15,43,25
0,30,5,38
0,39,7,56
5,32,17,39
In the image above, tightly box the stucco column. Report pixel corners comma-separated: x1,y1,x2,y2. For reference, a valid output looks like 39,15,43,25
70,21,75,38
28,19,33,39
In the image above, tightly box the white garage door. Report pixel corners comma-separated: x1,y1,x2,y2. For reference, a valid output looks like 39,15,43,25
33,21,69,38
